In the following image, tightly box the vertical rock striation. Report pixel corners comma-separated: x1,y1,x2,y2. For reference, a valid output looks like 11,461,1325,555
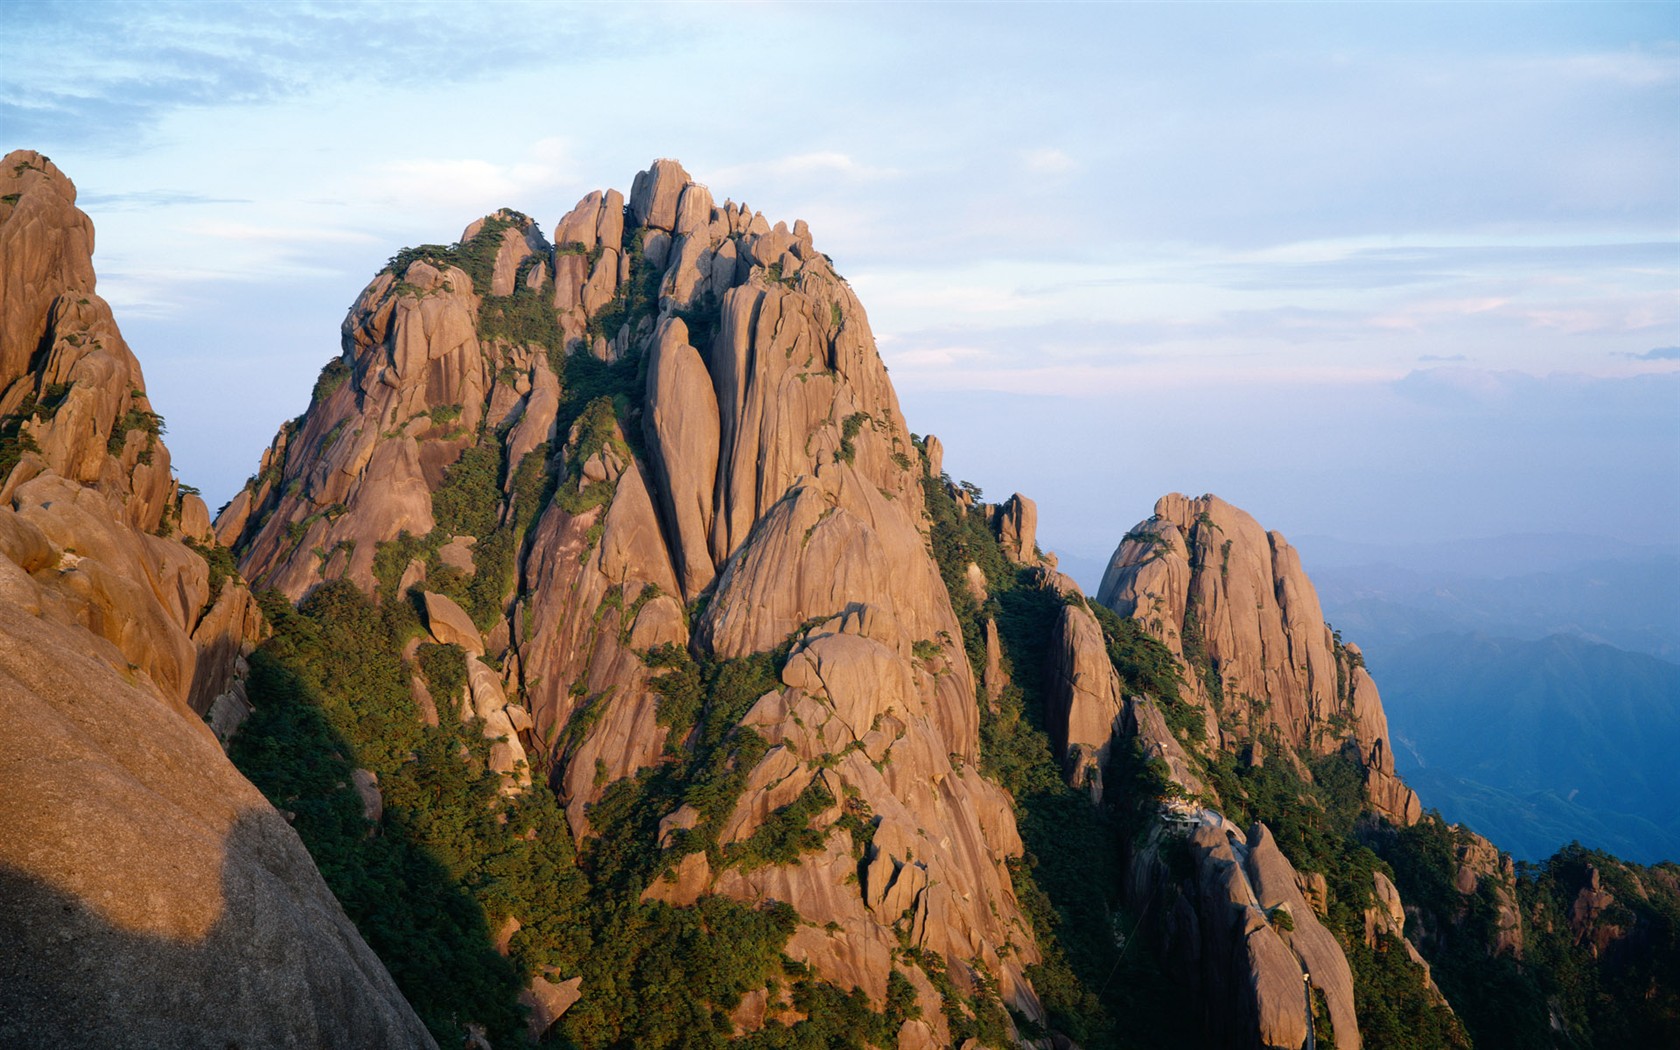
225,158,1045,1041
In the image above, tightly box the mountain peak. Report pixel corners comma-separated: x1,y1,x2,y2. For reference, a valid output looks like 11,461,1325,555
216,159,1041,1038
1098,490,1421,824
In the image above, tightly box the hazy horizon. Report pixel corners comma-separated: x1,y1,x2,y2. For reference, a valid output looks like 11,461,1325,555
4,1,1675,559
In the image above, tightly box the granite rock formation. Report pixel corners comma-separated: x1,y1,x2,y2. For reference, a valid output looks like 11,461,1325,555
1024,492,1475,1047
3,140,1670,1049
1098,493,1420,825
222,159,1044,1042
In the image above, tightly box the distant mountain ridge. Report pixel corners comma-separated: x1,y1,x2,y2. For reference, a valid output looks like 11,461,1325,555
1296,531,1680,580
1297,532,1680,663
1371,631,1680,864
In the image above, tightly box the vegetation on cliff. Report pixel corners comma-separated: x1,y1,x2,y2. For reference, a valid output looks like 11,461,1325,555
235,574,933,1047
231,185,972,1047
921,469,1191,1048
1373,822,1680,1049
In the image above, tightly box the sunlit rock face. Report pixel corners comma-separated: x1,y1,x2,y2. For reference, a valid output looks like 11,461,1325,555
0,149,434,1049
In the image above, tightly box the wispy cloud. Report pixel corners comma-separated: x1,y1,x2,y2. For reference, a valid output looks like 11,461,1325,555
191,221,379,245
79,190,252,209
703,151,902,190
770,152,899,180
1208,239,1680,293
1389,367,1680,416
0,3,630,146
1514,49,1680,89
11,1,1677,545
358,138,578,218
876,310,1408,397
1020,147,1078,175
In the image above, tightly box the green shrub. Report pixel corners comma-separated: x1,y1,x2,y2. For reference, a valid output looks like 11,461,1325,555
0,403,42,482
311,358,351,404
385,243,459,278
416,642,467,705
586,227,661,344
431,439,501,539
232,584,537,1046
184,537,240,613
106,403,163,458
725,780,834,872
838,412,869,464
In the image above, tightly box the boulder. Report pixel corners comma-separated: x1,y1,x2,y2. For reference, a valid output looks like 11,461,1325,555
922,435,943,478
352,768,383,824
629,158,690,231
422,591,482,654
520,975,583,1040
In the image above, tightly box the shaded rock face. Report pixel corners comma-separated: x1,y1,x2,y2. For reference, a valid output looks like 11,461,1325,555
1451,831,1525,958
1123,693,1207,801
1568,866,1622,958
226,158,1043,1036
0,150,433,1048
0,603,434,1049
1046,602,1122,797
1128,815,1363,1050
1097,492,1419,825
1552,858,1677,974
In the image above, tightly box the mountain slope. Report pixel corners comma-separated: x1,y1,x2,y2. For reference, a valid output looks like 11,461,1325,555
0,150,433,1048
1078,493,1454,1049
9,148,1675,1050
1082,495,1678,1049
1310,553,1680,662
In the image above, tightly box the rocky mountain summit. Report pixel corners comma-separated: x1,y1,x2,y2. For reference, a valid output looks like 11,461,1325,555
1069,493,1671,1049
3,151,1673,1050
0,150,432,1047
218,159,1040,1046
1038,494,1441,1048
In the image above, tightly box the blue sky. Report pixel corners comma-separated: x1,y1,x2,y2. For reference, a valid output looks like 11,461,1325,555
3,1,1676,573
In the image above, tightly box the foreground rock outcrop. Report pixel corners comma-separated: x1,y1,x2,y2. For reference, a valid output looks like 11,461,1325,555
0,150,433,1048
